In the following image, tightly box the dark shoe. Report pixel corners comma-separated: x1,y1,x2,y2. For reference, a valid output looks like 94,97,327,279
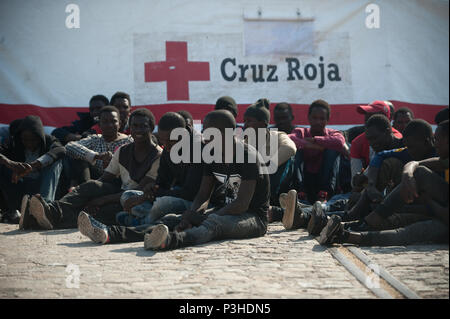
78,211,109,244
307,201,328,236
282,189,309,230
28,195,54,230
319,215,343,246
144,224,172,250
1,209,21,224
267,206,283,223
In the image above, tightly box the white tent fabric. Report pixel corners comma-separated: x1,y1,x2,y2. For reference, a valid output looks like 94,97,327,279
0,0,448,129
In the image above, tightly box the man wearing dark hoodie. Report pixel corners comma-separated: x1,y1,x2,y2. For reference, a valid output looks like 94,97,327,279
0,115,66,223
52,95,109,144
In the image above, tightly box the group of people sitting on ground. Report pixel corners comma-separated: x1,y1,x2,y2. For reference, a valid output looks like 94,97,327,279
0,92,448,251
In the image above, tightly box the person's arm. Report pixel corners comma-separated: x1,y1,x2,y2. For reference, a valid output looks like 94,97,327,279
312,129,346,152
189,175,216,213
273,132,297,166
157,164,204,201
66,135,99,164
416,157,447,173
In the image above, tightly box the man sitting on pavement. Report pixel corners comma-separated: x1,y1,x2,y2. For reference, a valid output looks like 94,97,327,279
77,110,270,251
65,106,132,187
318,120,448,246
20,109,162,230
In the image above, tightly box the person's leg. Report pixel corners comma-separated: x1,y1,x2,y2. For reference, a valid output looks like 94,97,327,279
83,212,184,244
292,150,305,194
116,190,151,226
318,149,340,198
357,219,449,246
344,189,373,221
269,158,294,206
30,179,122,229
370,165,448,224
38,159,63,202
107,223,156,244
0,165,26,212
364,211,431,231
143,196,192,224
144,212,267,250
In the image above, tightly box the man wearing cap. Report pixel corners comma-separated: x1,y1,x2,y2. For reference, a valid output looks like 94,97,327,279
350,100,403,181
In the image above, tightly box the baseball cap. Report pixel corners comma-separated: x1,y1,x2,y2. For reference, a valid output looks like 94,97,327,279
357,100,391,119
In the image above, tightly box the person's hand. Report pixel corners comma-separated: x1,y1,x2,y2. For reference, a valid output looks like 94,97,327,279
95,152,113,169
143,184,159,202
352,170,368,190
174,209,203,232
366,185,384,203
303,141,325,151
123,195,146,213
182,210,206,227
400,175,418,204
175,218,192,232
9,162,33,182
84,196,111,215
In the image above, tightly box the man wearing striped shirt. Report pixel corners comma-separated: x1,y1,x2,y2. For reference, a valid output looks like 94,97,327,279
65,106,132,186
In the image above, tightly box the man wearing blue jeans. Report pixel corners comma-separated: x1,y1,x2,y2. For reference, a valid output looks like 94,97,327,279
0,115,65,224
78,110,269,250
114,112,203,226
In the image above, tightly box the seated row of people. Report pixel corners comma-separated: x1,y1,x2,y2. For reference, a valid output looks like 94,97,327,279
0,95,448,250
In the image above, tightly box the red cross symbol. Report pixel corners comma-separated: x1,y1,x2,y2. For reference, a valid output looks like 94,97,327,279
144,41,210,101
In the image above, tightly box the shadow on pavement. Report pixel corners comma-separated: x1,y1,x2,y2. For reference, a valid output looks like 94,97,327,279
312,244,328,252
110,246,156,257
58,241,102,248
40,229,78,236
360,244,449,254
0,228,26,236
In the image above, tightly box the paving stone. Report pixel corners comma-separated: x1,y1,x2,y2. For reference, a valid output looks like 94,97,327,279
0,223,447,298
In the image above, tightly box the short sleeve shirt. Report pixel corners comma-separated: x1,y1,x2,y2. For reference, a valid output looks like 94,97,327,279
204,142,270,222
105,142,162,190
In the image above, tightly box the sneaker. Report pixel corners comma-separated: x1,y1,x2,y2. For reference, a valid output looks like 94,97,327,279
318,215,343,246
307,201,328,236
28,195,54,230
19,195,31,230
77,211,109,244
279,193,288,210
144,224,171,250
282,189,297,230
317,190,328,203
282,189,309,230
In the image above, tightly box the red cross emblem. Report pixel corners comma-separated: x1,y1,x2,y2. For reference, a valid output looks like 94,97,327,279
144,41,210,101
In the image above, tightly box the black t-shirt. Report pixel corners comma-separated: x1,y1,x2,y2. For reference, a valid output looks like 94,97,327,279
204,142,270,222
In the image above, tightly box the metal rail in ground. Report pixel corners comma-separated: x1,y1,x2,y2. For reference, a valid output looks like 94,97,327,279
324,243,421,299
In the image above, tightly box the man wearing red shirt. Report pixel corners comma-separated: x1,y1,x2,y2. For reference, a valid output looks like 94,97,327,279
289,100,348,203
350,100,403,180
